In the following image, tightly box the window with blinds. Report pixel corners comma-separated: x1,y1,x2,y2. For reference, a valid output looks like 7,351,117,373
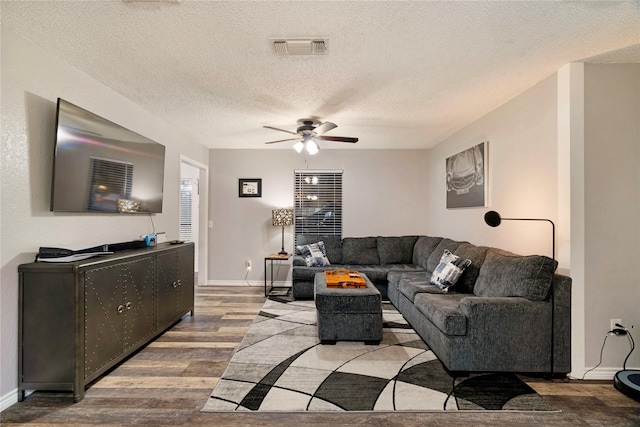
179,179,193,242
294,170,343,246
86,157,133,212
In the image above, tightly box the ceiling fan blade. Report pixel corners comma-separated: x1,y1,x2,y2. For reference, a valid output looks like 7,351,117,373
263,125,298,135
265,137,301,144
314,121,337,135
317,135,358,143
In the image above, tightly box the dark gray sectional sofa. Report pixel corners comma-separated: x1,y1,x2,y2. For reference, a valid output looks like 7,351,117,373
292,234,571,375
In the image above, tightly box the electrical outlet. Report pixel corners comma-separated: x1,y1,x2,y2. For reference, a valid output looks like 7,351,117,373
611,318,622,331
246,259,252,270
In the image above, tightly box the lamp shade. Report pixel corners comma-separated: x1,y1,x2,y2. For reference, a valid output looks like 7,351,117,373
272,208,294,226
484,210,502,227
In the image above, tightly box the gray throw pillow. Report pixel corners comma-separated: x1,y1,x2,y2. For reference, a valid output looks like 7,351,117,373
296,235,343,263
474,250,557,301
296,241,330,267
430,249,472,291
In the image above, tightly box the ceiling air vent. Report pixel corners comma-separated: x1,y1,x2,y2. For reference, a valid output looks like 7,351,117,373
272,39,327,55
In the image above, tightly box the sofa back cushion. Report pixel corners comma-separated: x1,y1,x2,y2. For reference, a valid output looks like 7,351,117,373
342,237,379,265
296,234,343,264
450,243,489,293
426,238,465,273
474,250,558,301
377,236,419,264
412,236,443,268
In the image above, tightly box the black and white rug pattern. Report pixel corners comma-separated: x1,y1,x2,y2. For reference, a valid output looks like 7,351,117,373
202,298,556,412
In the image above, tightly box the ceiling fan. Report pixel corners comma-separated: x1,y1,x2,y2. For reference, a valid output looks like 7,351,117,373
263,119,358,155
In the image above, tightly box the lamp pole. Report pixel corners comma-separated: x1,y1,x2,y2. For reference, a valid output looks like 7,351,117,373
484,210,556,377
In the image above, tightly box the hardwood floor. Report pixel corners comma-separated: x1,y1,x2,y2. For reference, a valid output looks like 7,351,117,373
2,286,638,426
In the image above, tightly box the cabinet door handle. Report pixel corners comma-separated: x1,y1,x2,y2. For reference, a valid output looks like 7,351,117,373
177,280,181,287
125,301,132,310
172,281,178,288
117,304,124,314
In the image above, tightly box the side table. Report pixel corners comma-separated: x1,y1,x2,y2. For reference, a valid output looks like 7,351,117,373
264,253,292,297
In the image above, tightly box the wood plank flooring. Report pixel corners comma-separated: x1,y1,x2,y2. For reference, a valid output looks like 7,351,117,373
2,286,638,426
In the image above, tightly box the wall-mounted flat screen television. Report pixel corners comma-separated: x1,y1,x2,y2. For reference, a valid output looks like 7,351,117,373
51,98,165,213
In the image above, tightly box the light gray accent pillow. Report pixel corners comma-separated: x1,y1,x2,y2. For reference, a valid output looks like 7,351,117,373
296,234,343,264
296,241,330,267
474,250,557,301
430,249,472,291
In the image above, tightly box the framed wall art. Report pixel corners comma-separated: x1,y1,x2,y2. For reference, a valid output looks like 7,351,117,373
446,142,487,209
239,178,262,198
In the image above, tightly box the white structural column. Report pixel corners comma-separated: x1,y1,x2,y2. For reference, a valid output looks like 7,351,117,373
557,62,585,379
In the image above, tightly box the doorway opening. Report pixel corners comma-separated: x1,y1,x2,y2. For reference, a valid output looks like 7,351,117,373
180,156,208,286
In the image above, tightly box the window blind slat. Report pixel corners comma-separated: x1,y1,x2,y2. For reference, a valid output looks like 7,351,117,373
294,170,343,246
179,179,193,242
86,157,133,212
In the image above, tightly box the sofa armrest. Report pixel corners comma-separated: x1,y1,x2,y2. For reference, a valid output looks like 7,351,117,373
459,296,550,332
292,255,307,267
458,296,552,354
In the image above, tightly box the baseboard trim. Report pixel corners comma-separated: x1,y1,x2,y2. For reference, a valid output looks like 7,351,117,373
0,388,31,412
205,280,292,288
571,366,637,381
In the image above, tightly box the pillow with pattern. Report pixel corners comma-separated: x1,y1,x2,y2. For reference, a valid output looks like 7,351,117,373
296,241,331,267
430,249,472,291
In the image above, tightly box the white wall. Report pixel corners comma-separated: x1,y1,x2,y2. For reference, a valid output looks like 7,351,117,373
426,74,560,263
583,64,640,371
0,29,209,407
208,149,429,284
425,64,640,377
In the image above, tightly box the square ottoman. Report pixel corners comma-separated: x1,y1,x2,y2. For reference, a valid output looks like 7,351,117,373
314,272,382,344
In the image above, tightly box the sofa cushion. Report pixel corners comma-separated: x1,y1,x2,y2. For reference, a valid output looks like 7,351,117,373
292,265,346,280
387,269,428,289
399,277,445,302
414,293,468,336
345,265,389,283
426,238,465,273
296,234,343,264
451,243,489,293
342,237,380,265
474,250,557,301
377,236,419,264
430,249,472,291
412,236,443,268
296,241,330,267
292,255,307,267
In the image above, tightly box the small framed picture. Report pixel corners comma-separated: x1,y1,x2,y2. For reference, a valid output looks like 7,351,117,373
239,178,262,198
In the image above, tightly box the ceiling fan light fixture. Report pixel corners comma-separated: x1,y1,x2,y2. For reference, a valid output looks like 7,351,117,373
292,141,305,153
306,139,319,155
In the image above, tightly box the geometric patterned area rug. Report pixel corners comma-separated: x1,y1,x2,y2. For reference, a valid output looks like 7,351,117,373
202,297,557,413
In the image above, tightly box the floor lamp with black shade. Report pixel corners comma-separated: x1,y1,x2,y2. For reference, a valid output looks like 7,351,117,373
484,210,557,376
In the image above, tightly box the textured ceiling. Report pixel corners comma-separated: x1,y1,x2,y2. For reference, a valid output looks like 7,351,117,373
2,1,639,150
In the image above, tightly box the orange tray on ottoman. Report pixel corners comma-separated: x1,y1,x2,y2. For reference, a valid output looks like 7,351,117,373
324,270,367,288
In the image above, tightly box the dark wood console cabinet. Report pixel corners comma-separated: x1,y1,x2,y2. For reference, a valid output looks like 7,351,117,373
18,242,194,402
